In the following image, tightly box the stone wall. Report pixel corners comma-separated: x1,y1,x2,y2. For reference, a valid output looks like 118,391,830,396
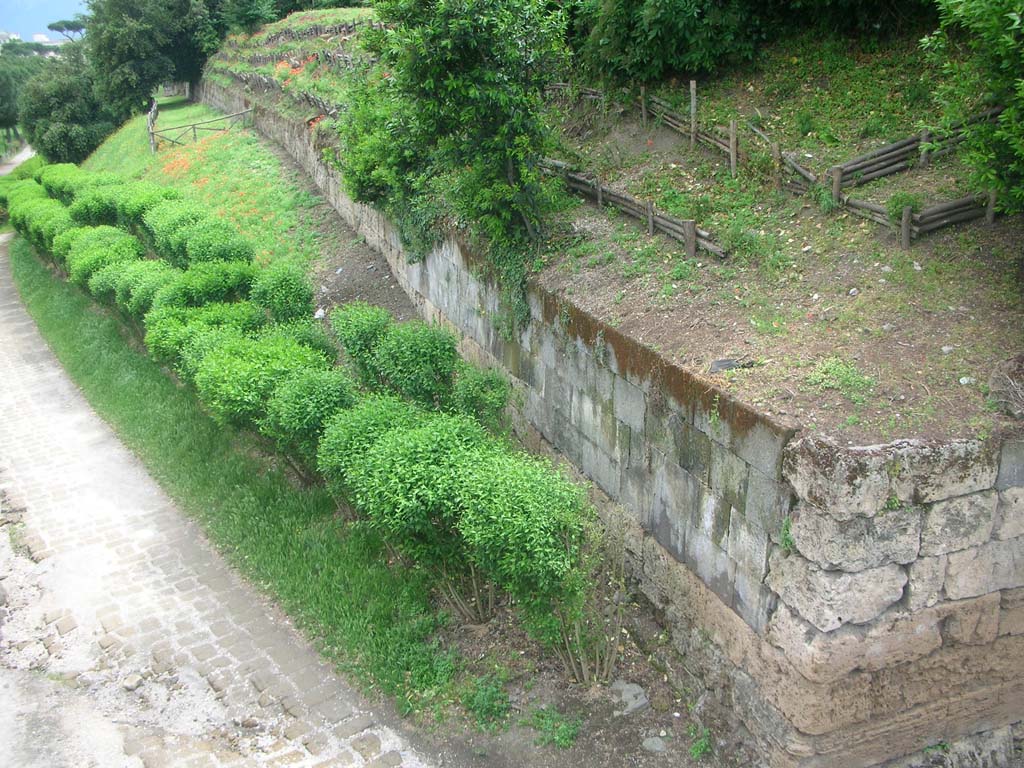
195,79,1024,768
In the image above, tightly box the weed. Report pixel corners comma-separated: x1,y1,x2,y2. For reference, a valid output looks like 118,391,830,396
795,109,816,136
526,706,582,749
689,725,712,759
779,517,796,554
806,357,875,404
708,394,720,429
464,673,511,731
886,192,923,225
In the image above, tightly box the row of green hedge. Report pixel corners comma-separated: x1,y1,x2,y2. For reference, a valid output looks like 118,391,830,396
6,165,604,680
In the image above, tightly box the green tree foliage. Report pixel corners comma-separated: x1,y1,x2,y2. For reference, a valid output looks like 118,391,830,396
86,0,226,118
17,43,117,163
47,17,88,41
0,47,48,141
260,367,357,463
923,0,1024,211
222,0,278,32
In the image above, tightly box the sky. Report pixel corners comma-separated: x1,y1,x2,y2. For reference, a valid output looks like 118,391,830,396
0,0,87,41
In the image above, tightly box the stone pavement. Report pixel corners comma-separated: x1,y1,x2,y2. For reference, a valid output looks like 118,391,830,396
0,233,436,767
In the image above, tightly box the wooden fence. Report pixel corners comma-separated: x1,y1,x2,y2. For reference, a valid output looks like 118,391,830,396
148,106,252,152
541,158,725,258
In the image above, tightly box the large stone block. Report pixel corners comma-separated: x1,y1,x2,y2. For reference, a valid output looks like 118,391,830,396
685,528,734,605
746,468,795,539
673,418,713,486
790,501,921,572
728,511,771,580
766,604,941,684
783,437,998,521
920,491,997,556
649,461,701,563
945,536,1024,600
710,441,750,514
906,555,947,611
996,439,1024,490
731,419,795,479
766,551,907,632
994,487,1024,541
938,593,1000,645
733,565,776,634
692,487,732,549
613,375,647,434
999,587,1024,636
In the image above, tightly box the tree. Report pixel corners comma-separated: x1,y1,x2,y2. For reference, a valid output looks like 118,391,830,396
923,0,1024,212
0,47,48,141
18,42,117,163
48,16,88,41
222,0,277,33
86,0,226,118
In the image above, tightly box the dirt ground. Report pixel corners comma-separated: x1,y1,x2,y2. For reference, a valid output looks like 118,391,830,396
543,108,1024,445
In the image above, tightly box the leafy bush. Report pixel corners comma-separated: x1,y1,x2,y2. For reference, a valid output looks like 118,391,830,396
64,225,143,286
143,300,266,364
351,413,489,571
37,163,84,204
69,184,123,226
117,260,182,318
260,368,358,464
143,200,207,266
457,447,591,648
271,318,338,361
118,183,181,226
181,218,255,264
87,261,125,304
331,301,394,384
191,326,331,426
52,225,90,268
373,321,459,408
924,0,1024,211
251,261,314,322
11,197,73,251
452,362,511,432
317,393,426,498
150,260,257,310
886,191,923,224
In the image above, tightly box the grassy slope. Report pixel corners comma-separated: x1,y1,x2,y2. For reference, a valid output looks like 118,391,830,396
9,235,454,708
85,98,322,268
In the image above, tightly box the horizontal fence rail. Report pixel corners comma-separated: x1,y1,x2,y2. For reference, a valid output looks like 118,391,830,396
148,107,252,152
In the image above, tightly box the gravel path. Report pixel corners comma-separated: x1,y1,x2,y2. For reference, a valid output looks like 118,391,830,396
0,230,436,766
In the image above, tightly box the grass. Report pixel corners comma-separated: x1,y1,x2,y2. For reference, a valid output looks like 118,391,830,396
9,236,456,714
806,357,875,404
524,706,582,749
84,97,323,269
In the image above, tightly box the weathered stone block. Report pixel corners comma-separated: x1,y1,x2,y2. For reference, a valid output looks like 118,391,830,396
731,419,795,479
649,461,701,563
692,488,732,549
685,528,734,605
613,375,646,434
906,555,947,611
733,565,775,634
920,491,997,556
580,436,620,498
728,512,770,580
767,604,941,684
994,487,1024,541
783,436,998,521
945,536,1024,600
673,418,713,486
999,587,1024,636
745,469,794,538
710,441,750,514
790,501,921,572
766,551,907,632
996,439,1024,490
938,593,1000,645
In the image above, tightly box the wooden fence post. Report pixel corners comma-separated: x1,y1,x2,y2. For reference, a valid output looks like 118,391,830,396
596,176,603,209
771,143,782,190
192,124,198,143
689,80,697,148
729,120,738,176
920,129,931,169
900,206,913,249
830,167,843,203
683,220,697,259
986,190,997,223
640,85,649,129
646,200,655,236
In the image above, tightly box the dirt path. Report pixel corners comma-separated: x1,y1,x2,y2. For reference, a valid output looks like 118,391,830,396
0,232,436,767
0,146,35,177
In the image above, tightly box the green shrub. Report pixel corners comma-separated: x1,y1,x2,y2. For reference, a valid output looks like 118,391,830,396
118,261,182,318
52,226,90,268
181,218,255,264
38,163,85,204
260,368,358,464
88,261,124,304
150,260,257,310
11,197,73,252
65,226,144,286
452,362,510,432
142,200,207,266
886,191,923,224
251,261,314,322
68,185,123,226
331,301,394,384
457,448,587,614
351,413,490,571
272,318,338,361
118,183,181,226
317,393,426,498
374,321,459,408
10,155,46,181
144,300,267,365
4,181,48,219
192,326,332,426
